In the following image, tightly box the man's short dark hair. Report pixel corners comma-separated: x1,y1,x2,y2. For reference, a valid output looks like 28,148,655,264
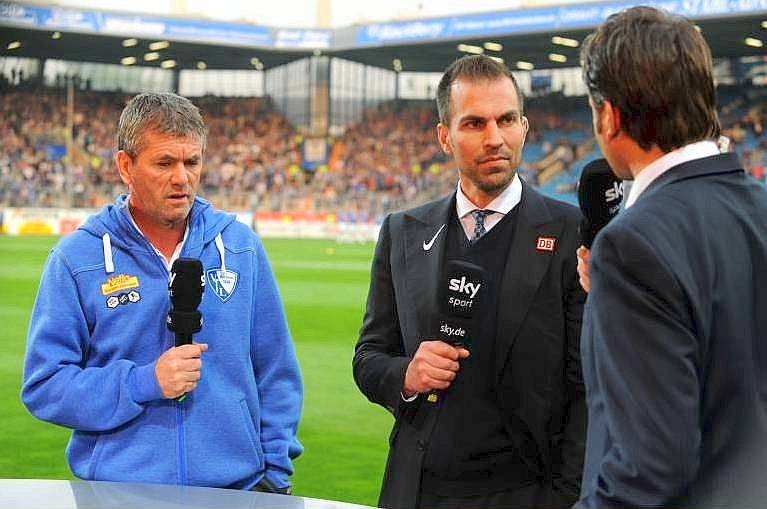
436,55,524,124
118,91,207,157
581,6,720,152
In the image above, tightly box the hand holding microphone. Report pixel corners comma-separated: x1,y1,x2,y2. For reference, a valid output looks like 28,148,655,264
157,258,206,401
403,260,485,402
155,343,208,399
576,246,591,293
403,341,469,397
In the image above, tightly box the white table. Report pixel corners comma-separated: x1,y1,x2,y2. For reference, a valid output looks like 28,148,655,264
0,479,378,509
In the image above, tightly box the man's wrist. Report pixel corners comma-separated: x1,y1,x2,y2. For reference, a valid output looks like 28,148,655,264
401,390,418,402
129,362,163,403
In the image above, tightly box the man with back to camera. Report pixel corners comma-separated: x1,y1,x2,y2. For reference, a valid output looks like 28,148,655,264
353,55,587,509
21,92,302,493
576,6,767,507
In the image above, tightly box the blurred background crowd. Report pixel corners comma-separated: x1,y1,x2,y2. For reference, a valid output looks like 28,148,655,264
1,79,765,221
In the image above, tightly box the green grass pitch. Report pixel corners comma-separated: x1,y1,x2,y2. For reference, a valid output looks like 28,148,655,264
0,235,391,507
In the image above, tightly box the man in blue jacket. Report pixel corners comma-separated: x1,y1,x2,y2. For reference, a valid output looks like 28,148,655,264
576,6,767,507
22,92,303,492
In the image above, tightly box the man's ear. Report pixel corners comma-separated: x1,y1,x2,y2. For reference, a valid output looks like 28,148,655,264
437,122,452,155
521,115,529,138
601,100,622,141
115,150,133,188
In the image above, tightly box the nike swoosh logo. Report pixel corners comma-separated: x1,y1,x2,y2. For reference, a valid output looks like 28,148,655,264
422,224,446,251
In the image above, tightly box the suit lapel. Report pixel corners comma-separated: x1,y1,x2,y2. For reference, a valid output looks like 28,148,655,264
403,194,454,343
494,183,564,378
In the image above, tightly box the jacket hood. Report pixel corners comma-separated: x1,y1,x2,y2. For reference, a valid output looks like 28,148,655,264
79,194,237,273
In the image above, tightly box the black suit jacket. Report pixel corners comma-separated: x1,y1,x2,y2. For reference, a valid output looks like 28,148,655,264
353,181,586,509
577,153,767,507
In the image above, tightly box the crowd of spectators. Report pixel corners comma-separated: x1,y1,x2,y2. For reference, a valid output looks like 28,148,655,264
0,84,304,212
0,84,456,220
718,86,767,182
1,82,765,222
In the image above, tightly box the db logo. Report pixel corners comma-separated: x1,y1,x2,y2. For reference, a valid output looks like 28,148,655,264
536,236,556,252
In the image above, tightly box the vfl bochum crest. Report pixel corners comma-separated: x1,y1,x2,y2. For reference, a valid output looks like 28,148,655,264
206,267,239,303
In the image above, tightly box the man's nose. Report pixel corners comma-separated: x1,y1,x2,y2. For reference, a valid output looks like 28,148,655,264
484,121,503,148
169,162,189,185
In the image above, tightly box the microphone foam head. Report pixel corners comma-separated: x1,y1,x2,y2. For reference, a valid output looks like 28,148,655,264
169,258,205,311
577,158,623,247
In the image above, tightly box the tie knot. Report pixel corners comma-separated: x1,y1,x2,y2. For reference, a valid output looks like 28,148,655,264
472,209,493,223
471,209,493,241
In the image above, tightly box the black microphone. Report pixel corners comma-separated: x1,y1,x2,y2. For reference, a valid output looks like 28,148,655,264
167,258,204,347
577,158,624,248
426,259,487,404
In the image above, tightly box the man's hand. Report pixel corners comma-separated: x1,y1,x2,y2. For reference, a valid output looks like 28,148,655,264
155,343,208,399
403,340,470,397
577,246,591,293
253,478,292,495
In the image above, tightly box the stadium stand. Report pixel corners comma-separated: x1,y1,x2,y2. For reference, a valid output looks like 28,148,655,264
1,80,765,219
1,0,766,226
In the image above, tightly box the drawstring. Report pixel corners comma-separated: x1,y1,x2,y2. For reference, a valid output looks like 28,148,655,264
214,233,226,272
102,233,114,274
102,230,224,275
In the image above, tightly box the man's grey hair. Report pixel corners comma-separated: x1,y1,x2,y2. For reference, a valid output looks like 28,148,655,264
117,91,207,157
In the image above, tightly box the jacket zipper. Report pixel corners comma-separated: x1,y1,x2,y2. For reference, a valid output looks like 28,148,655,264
167,272,187,486
131,214,192,485
152,254,185,486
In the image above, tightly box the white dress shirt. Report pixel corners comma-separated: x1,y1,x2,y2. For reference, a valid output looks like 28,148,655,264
625,140,720,208
456,173,523,239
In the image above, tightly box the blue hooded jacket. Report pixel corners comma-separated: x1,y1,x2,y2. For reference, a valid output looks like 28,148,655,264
22,195,303,489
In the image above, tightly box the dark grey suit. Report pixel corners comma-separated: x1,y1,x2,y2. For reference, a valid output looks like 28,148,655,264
577,153,767,507
353,181,586,509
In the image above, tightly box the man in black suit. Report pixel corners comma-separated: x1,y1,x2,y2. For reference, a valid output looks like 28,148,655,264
353,55,586,509
576,7,767,507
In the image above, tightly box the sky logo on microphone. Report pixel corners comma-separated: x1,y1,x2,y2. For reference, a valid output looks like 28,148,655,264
448,276,481,298
605,181,624,216
443,260,485,318
447,275,481,312
605,181,624,203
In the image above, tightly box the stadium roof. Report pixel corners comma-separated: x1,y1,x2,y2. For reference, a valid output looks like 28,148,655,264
1,0,766,72
332,15,767,72
0,26,310,70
